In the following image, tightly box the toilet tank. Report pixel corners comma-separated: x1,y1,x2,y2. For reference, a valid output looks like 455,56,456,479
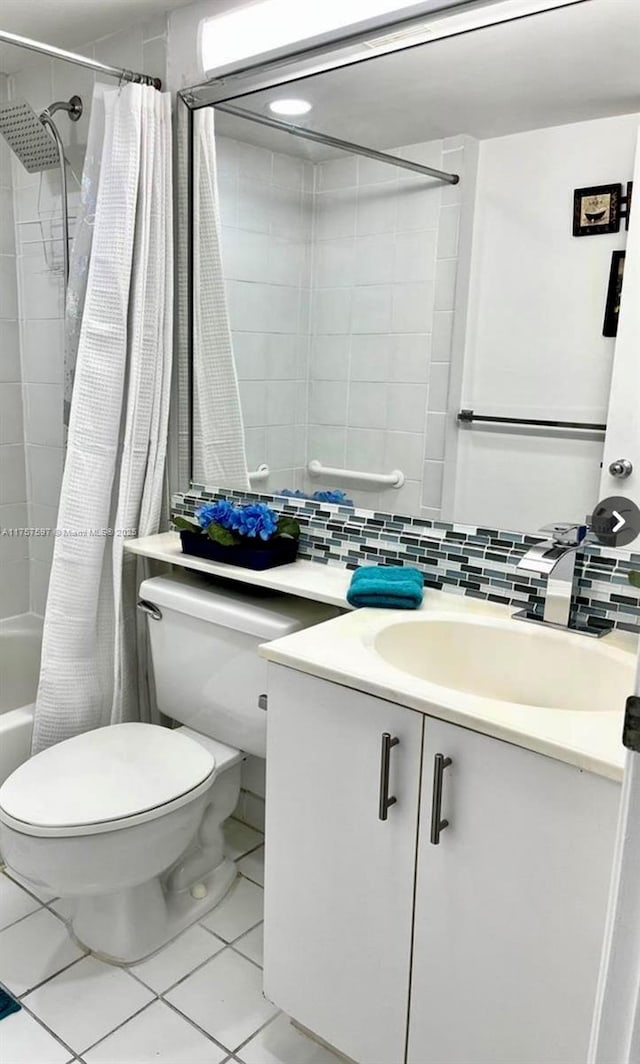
139,574,338,757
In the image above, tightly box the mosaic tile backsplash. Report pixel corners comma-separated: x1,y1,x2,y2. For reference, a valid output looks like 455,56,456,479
173,487,640,635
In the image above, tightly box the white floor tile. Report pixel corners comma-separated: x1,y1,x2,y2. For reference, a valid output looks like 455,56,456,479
0,872,41,930
233,924,264,968
83,1000,228,1064
131,924,226,994
237,847,264,887
4,869,57,904
165,948,277,1051
0,1006,73,1064
24,955,154,1054
0,908,85,996
200,878,263,943
225,820,264,861
237,1014,347,1064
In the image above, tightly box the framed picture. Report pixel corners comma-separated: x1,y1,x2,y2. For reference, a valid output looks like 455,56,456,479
573,183,622,236
603,250,625,337
623,180,633,230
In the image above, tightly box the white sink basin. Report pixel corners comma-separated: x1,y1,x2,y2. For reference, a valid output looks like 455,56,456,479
374,615,635,712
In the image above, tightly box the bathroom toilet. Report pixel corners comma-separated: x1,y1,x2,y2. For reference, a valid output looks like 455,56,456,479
0,574,335,963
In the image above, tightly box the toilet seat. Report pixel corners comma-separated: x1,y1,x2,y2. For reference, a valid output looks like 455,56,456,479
0,723,217,839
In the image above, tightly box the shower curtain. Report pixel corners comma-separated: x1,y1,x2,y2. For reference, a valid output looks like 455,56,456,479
32,82,173,752
192,108,249,489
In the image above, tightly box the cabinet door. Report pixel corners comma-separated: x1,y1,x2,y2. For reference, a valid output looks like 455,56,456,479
408,716,620,1064
264,665,423,1064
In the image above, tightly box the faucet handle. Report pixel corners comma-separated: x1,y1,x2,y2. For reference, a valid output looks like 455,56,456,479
538,522,588,546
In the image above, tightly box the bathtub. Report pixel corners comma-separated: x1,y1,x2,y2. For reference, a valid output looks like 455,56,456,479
0,614,42,787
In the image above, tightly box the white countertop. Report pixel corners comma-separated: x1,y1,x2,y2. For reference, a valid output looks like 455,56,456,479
127,532,636,782
125,532,353,609
259,590,637,782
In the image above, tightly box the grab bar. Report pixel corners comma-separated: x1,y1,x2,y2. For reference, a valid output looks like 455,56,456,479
308,459,405,488
248,464,269,481
457,409,606,433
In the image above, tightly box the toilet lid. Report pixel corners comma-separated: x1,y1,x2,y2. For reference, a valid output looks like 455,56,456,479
0,723,216,837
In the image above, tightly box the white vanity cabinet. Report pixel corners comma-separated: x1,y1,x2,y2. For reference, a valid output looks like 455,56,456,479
409,716,620,1064
264,664,621,1064
263,665,424,1064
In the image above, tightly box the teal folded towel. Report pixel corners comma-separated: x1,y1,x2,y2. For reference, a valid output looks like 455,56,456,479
346,565,424,609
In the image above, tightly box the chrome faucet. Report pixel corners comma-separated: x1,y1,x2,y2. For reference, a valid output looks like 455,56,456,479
513,522,595,633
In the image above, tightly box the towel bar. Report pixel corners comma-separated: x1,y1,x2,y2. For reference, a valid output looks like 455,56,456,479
457,409,606,432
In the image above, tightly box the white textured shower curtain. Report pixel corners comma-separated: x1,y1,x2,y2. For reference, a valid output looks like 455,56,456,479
192,108,249,489
32,83,173,752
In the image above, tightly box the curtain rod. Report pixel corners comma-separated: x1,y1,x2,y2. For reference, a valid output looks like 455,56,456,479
215,102,459,185
0,29,162,89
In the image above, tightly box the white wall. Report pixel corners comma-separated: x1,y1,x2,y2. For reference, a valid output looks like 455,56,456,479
8,20,168,614
600,127,640,509
0,73,28,619
454,112,639,531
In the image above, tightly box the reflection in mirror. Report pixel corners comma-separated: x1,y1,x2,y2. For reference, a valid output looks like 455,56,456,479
191,0,640,532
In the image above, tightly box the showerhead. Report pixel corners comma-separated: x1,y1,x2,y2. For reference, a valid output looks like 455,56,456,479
0,95,83,174
0,98,59,173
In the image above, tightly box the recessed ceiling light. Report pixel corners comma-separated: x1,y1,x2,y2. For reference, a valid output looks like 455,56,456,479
268,98,312,117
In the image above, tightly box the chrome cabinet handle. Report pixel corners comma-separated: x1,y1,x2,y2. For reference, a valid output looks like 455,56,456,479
378,732,399,821
430,753,452,844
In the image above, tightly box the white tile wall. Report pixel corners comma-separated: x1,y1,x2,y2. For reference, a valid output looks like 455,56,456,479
217,135,314,492
303,139,470,513
217,135,472,516
0,74,28,618
5,18,168,616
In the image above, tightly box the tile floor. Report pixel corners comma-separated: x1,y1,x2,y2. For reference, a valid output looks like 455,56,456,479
0,819,345,1064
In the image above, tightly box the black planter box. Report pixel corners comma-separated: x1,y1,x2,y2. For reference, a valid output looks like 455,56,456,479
180,530,299,570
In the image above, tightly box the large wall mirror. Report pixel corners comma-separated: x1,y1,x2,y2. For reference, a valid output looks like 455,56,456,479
187,0,640,533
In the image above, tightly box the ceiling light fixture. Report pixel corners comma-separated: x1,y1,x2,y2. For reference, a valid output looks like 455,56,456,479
200,0,428,76
268,98,312,116
200,0,585,79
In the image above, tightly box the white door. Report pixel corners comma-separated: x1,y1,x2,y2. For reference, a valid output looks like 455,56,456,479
589,687,640,1062
588,119,640,1064
264,665,423,1064
408,716,619,1064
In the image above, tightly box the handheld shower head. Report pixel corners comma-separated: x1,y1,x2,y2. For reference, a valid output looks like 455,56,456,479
0,95,83,173
0,93,83,292
0,98,59,172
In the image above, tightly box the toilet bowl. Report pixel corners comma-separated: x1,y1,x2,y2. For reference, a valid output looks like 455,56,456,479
0,574,336,963
0,723,242,961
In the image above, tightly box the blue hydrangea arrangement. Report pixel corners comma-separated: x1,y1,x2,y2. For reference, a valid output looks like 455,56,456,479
174,499,300,548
